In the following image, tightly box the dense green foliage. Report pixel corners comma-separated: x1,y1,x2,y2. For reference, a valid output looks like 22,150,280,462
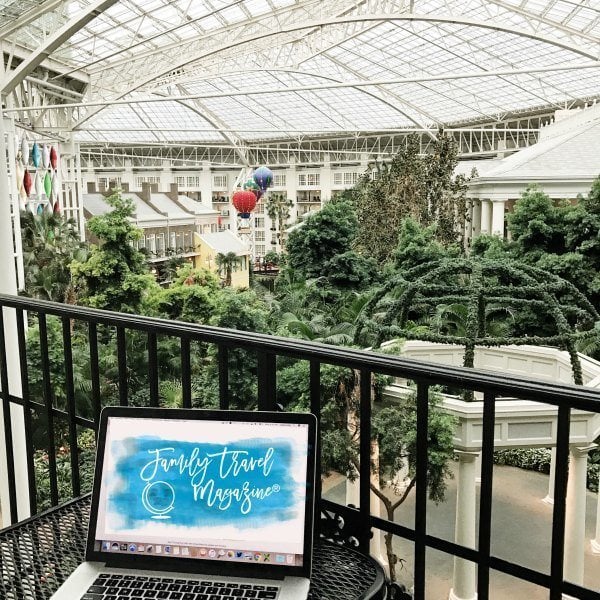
352,132,471,264
20,211,87,303
71,192,157,312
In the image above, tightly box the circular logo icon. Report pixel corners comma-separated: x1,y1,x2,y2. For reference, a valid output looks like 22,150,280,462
141,481,175,519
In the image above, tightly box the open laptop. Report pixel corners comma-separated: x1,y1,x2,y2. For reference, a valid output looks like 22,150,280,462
52,406,317,600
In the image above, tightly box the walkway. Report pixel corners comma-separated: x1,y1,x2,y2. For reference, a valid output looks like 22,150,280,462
323,463,600,599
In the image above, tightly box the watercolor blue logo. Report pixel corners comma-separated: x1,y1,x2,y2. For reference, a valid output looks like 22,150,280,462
108,436,298,529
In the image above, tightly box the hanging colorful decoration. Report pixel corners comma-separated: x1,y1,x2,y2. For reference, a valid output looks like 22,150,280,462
31,142,42,168
252,166,273,192
51,171,59,199
21,137,29,166
23,171,33,197
232,189,258,218
42,144,50,169
50,146,58,170
44,171,52,198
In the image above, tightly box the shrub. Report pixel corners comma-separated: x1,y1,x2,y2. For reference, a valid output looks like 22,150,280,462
494,447,599,492
34,429,96,511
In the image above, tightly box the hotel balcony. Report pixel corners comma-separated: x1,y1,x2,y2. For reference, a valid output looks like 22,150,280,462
0,294,599,600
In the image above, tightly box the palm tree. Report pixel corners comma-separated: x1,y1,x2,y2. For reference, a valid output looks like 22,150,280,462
266,193,293,250
215,251,238,286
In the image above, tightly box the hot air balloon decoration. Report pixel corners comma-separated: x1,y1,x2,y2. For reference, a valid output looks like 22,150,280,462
252,166,273,192
232,189,257,219
243,178,260,194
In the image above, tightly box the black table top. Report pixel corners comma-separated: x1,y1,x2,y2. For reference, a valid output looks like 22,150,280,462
0,496,386,600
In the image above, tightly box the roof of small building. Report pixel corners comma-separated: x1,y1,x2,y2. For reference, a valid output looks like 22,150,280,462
82,193,112,216
149,193,192,218
478,119,600,181
176,195,220,216
196,230,249,255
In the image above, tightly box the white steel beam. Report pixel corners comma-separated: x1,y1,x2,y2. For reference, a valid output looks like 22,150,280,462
83,12,600,101
0,0,120,95
6,62,596,115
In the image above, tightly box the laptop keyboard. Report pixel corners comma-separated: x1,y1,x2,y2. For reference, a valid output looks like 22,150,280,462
82,574,281,600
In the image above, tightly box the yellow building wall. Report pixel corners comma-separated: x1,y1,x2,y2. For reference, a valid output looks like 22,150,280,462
193,237,249,289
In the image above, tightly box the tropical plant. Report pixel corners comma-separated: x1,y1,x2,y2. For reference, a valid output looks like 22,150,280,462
265,193,293,250
215,251,238,287
20,211,87,303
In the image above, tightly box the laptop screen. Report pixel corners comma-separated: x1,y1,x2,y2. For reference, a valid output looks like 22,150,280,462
89,410,315,574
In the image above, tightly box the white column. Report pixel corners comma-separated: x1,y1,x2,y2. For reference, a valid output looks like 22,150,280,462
286,160,298,219
0,115,31,525
449,451,479,600
592,486,600,554
480,200,492,235
199,162,213,208
319,157,332,204
491,199,506,237
542,447,556,505
471,200,481,238
564,445,593,585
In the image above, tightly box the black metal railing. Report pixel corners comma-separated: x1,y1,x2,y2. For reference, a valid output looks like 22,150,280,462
0,293,600,600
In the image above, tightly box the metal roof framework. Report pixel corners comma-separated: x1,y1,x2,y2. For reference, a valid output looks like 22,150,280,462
1,0,600,146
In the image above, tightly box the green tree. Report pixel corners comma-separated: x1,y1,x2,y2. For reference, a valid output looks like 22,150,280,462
144,264,221,323
265,193,294,250
285,198,358,279
215,251,239,287
71,191,157,313
277,361,455,582
354,132,470,264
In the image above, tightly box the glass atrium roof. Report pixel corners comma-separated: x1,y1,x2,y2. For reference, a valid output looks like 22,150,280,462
2,0,600,144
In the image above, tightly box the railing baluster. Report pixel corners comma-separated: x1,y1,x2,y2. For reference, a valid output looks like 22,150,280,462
550,405,571,600
116,327,128,406
38,313,59,507
257,351,276,411
148,332,159,407
414,382,430,599
358,368,371,553
88,323,101,435
61,317,80,497
15,308,37,514
181,337,192,409
309,360,322,510
477,391,496,600
218,346,229,409
0,309,18,522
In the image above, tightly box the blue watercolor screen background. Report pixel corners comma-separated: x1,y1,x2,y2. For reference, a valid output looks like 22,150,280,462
108,436,297,530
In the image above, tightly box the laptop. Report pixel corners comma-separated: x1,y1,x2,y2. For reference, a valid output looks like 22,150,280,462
52,406,317,600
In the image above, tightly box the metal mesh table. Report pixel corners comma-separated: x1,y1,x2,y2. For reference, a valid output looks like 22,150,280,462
0,496,386,600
